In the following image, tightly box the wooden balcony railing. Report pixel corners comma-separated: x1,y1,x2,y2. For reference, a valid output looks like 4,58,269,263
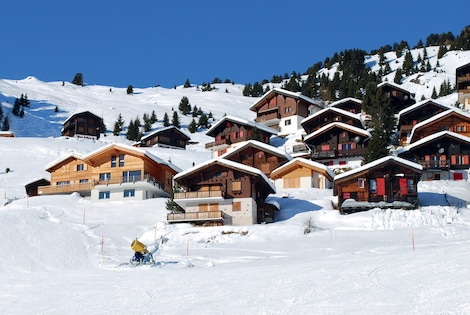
174,190,224,200
38,182,93,195
167,211,225,222
311,147,366,159
205,138,231,149
255,111,281,123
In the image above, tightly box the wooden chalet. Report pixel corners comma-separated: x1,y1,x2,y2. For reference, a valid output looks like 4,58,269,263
303,122,370,166
408,109,470,144
334,156,422,214
270,158,335,190
37,144,180,201
377,82,416,114
219,140,292,176
328,97,362,114
205,115,278,157
456,62,470,110
250,88,323,135
397,131,470,181
61,111,103,140
301,107,364,135
137,126,190,149
396,100,450,146
168,159,276,226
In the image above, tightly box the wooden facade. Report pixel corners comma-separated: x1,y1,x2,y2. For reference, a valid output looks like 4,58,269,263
301,107,364,135
250,88,323,135
397,100,450,146
25,178,50,197
303,122,370,161
409,109,470,144
38,144,178,200
220,140,291,176
137,126,190,149
205,115,277,157
61,111,103,139
397,131,470,181
328,97,362,114
456,62,470,109
334,156,422,214
169,159,275,226
270,158,335,190
377,82,416,114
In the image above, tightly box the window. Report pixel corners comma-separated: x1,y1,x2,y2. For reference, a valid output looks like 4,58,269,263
76,164,85,171
407,179,414,192
111,155,117,168
79,179,89,184
285,119,291,126
99,191,110,199
232,181,242,192
119,154,125,167
123,170,141,182
370,179,377,193
99,173,111,181
124,189,135,198
358,178,365,188
56,181,70,186
284,107,292,113
232,201,241,211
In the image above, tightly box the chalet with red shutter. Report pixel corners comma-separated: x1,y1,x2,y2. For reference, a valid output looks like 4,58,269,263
377,82,416,114
137,126,191,149
456,62,470,110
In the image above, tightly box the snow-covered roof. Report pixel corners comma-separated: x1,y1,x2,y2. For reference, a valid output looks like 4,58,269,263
219,140,292,161
174,158,276,193
45,143,182,173
205,115,278,136
334,155,423,182
44,153,84,171
250,88,323,111
140,126,190,142
396,99,450,121
303,122,370,142
301,106,362,126
408,109,470,142
62,110,101,124
328,97,362,107
397,131,470,155
377,81,414,95
270,157,335,181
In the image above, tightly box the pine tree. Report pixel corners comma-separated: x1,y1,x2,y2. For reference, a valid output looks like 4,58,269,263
178,96,191,115
402,51,414,76
150,110,157,124
19,94,30,107
198,113,208,129
362,82,395,163
1,116,10,131
183,78,191,88
113,113,125,136
394,68,403,84
126,119,135,140
72,73,84,86
12,98,21,116
163,112,170,127
0,105,3,122
171,111,180,128
127,85,134,95
188,118,197,133
143,114,152,132
19,108,24,118
431,87,438,99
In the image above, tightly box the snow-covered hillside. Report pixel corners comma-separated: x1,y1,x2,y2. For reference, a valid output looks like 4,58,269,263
1,49,470,314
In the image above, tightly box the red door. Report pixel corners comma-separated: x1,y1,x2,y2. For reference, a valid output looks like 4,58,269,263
376,178,386,196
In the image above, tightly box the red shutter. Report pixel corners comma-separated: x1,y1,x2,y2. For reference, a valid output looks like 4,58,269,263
453,173,463,180
451,155,456,165
376,178,386,196
464,155,469,164
399,178,408,195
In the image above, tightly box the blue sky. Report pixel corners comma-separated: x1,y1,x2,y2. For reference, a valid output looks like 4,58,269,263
0,0,466,88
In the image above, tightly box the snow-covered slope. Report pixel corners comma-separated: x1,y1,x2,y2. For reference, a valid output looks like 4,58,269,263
0,49,470,314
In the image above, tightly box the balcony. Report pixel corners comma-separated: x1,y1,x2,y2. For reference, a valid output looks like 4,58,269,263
255,111,281,126
174,190,225,200
167,211,225,224
38,182,93,195
311,147,366,159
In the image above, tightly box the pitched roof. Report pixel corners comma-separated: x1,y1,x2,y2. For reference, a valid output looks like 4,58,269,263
301,106,362,126
174,158,276,193
205,115,278,137
62,111,102,125
250,88,323,111
140,126,191,142
409,109,470,142
270,157,335,182
334,155,422,182
377,81,413,95
397,131,470,155
396,99,450,121
219,140,292,161
303,122,370,142
328,97,362,107
45,143,182,173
